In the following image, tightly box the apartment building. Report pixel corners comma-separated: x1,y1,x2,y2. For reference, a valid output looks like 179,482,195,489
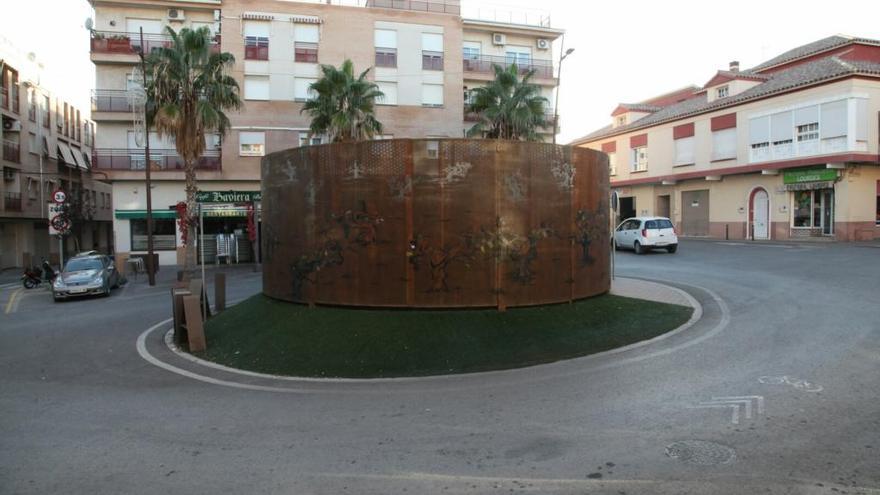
1,38,111,270
573,35,880,242
89,0,563,266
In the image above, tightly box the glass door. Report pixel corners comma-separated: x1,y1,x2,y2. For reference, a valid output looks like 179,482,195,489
822,189,834,236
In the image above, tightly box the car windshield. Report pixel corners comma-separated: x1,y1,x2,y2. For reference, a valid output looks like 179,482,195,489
646,219,674,229
65,258,103,272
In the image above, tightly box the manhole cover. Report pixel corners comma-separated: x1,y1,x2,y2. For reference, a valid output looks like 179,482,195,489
665,440,736,466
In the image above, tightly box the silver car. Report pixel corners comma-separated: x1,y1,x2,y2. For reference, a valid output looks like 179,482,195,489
52,254,120,301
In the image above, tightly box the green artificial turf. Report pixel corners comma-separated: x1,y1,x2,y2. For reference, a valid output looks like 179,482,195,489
195,294,693,378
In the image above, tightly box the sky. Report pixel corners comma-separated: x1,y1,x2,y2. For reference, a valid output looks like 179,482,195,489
2,0,878,143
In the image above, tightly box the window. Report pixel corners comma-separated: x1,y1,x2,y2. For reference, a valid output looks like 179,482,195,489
716,85,729,99
797,122,819,142
421,84,443,107
29,132,38,154
608,153,617,176
376,82,397,105
299,134,322,147
422,33,444,71
505,46,531,67
462,41,480,60
294,23,319,63
243,21,270,60
28,91,36,122
294,78,317,101
239,131,265,156
244,75,270,100
712,128,737,161
674,136,695,165
42,95,50,128
375,29,397,68
793,190,824,228
131,219,177,251
616,116,626,127
631,147,647,172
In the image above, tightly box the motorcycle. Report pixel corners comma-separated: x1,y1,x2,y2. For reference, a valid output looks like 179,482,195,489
21,261,58,289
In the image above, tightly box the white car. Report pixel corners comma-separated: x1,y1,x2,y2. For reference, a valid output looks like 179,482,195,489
614,217,678,254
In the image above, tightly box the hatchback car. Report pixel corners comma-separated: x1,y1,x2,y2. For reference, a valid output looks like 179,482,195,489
614,217,678,254
52,254,120,301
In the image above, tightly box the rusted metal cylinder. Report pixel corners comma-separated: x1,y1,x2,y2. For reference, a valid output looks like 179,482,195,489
261,139,610,308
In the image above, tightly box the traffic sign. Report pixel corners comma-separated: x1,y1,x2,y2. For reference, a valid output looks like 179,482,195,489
52,189,66,204
48,203,71,236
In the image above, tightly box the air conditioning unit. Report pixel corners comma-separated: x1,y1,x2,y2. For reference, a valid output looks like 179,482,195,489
2,120,21,132
3,168,16,181
536,38,550,50
492,33,506,46
167,9,185,21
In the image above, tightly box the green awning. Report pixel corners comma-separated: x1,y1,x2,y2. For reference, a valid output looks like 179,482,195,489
115,209,178,219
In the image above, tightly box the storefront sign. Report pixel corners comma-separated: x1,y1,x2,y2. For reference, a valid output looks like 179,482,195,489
196,190,261,203
783,168,838,185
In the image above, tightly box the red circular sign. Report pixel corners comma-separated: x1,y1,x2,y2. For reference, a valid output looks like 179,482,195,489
52,189,66,204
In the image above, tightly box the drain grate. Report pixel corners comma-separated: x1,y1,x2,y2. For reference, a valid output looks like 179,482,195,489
665,440,736,466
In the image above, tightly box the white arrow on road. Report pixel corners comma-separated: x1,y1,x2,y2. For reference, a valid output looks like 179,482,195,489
693,396,764,424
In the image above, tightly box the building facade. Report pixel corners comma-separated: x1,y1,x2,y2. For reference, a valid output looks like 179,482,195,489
573,36,880,242
89,0,563,266
1,38,112,270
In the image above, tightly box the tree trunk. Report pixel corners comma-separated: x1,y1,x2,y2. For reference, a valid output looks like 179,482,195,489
182,160,199,281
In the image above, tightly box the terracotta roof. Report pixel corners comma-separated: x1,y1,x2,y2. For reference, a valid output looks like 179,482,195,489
749,35,880,72
701,70,769,89
611,103,663,116
572,56,880,145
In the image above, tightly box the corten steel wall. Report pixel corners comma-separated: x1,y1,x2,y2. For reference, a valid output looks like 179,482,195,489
261,139,610,308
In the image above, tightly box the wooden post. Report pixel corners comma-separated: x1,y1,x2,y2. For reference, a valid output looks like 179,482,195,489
182,295,206,352
215,272,226,312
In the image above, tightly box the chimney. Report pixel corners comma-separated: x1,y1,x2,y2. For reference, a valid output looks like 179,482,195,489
729,60,740,72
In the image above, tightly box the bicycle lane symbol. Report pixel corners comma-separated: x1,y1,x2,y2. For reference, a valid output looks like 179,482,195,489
758,375,823,392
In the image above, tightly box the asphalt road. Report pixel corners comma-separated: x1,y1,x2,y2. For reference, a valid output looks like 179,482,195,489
1,241,878,494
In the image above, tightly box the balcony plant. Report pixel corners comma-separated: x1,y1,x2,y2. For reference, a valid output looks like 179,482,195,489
107,34,132,52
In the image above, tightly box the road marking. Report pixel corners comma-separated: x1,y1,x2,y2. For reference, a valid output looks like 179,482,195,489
758,375,823,392
694,395,764,424
4,288,22,314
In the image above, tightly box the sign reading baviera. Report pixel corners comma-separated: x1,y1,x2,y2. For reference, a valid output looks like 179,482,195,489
196,190,262,203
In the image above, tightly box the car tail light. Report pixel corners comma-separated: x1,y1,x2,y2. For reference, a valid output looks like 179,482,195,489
641,228,647,237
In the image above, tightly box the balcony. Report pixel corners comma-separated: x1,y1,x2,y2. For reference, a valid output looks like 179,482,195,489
463,55,554,79
91,31,220,56
92,149,221,171
365,0,460,14
2,140,20,163
0,85,7,110
4,192,22,212
91,90,134,113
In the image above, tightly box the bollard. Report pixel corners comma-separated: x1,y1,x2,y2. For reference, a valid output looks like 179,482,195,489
215,272,226,312
182,294,206,352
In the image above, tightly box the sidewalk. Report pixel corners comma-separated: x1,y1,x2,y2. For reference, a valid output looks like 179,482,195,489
610,277,692,307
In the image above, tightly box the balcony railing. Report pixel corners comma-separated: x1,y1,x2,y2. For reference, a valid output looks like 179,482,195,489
4,192,22,212
91,31,220,55
91,90,134,113
463,55,554,79
365,0,460,14
11,85,19,113
463,107,557,127
0,85,7,110
92,149,221,171
2,140,20,163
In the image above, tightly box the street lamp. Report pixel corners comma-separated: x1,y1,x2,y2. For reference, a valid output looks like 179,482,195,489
552,45,575,144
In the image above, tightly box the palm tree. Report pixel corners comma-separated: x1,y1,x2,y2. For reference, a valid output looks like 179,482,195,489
466,64,550,141
301,60,384,142
146,26,241,278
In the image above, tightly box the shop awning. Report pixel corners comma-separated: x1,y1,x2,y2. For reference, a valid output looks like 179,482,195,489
56,142,77,168
115,209,178,219
71,147,89,170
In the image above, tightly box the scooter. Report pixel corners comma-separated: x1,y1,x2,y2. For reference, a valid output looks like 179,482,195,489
21,261,57,289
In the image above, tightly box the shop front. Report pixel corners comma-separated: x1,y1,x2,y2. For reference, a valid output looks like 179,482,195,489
783,168,838,238
195,190,261,265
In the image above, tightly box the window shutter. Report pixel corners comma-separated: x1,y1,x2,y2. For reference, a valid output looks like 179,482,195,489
375,29,397,48
856,99,868,141
243,21,270,38
674,136,695,165
421,84,443,106
820,100,847,139
749,116,770,144
630,134,647,148
710,113,737,131
712,128,737,160
673,123,694,140
294,78,316,100
421,33,443,52
244,76,270,100
601,141,616,153
294,24,319,43
239,132,265,146
793,105,819,126
770,112,793,142
377,82,397,105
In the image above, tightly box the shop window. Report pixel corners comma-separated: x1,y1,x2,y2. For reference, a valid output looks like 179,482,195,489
792,190,826,228
130,218,177,251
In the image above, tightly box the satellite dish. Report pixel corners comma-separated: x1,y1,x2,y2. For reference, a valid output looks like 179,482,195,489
84,17,94,30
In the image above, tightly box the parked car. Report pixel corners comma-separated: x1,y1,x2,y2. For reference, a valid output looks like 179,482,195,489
52,253,120,301
614,217,678,254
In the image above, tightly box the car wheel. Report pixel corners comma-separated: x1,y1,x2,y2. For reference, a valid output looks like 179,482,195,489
613,239,620,251
666,245,678,254
634,241,644,255
102,281,111,297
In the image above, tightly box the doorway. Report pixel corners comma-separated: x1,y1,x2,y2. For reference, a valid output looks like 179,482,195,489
618,196,636,225
750,187,770,240
681,190,710,236
656,195,671,219
822,189,834,236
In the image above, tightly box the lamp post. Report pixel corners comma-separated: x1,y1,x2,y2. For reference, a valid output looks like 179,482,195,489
552,42,574,145
135,28,156,286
